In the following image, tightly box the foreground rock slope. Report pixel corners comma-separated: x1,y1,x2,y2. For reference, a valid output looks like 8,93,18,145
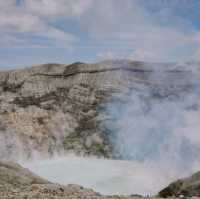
0,60,199,160
159,171,200,197
0,160,102,199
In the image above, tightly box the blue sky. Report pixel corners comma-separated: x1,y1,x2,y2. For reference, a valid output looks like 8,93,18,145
0,0,200,69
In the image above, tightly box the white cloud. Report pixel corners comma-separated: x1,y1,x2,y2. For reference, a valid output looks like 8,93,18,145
130,49,157,61
0,0,78,48
191,49,200,61
78,0,200,62
0,0,200,62
24,0,92,18
0,12,43,33
97,51,118,60
0,1,16,8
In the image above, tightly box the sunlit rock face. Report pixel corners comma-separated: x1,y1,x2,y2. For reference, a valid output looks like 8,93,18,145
0,60,200,161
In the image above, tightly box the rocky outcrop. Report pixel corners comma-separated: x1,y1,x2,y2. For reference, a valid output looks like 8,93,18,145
0,60,198,160
159,171,200,197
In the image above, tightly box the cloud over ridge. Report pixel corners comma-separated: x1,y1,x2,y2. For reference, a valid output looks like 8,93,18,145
0,0,200,67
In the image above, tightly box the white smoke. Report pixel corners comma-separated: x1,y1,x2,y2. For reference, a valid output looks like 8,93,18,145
22,155,185,196
102,62,200,173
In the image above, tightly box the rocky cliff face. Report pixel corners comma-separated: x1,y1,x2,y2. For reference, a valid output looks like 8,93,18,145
1,60,200,198
0,60,198,160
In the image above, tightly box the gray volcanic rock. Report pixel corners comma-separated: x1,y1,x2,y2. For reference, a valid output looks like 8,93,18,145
0,60,198,160
159,171,200,197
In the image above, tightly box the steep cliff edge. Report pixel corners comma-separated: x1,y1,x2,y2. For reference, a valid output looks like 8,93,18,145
0,60,198,160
